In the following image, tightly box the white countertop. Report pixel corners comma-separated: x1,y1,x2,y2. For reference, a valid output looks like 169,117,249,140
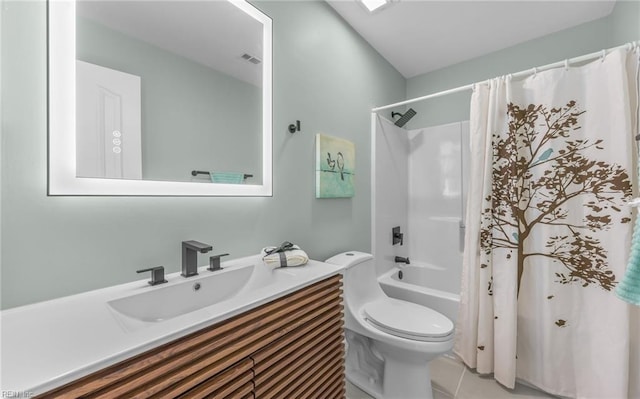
0,255,344,395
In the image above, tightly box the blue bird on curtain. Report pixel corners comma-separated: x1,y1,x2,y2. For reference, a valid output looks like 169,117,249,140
532,148,553,165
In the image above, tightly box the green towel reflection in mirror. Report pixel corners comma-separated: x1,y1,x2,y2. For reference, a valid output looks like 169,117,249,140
210,172,245,184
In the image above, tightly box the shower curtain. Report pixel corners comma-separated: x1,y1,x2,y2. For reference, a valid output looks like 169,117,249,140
455,47,640,398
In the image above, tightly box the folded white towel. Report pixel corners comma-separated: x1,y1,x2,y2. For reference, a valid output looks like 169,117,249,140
262,243,309,268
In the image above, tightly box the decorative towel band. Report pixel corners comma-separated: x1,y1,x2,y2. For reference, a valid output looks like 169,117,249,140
278,252,288,267
262,242,309,268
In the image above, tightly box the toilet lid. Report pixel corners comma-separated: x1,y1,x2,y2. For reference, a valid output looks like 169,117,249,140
363,299,454,342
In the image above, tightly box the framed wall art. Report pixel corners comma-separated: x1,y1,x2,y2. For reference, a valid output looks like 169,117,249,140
315,134,355,198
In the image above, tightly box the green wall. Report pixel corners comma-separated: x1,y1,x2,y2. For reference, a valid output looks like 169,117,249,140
77,17,262,183
2,0,638,309
0,0,406,309
611,0,640,46
404,1,640,129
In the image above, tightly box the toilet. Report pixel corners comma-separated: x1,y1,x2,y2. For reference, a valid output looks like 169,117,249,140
325,251,454,399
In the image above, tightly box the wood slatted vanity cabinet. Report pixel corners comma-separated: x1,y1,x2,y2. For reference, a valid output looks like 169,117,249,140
37,275,345,399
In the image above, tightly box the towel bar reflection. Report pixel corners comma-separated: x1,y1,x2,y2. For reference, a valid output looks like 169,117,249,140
191,170,253,180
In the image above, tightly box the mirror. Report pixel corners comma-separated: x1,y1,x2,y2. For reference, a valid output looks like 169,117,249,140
48,0,272,196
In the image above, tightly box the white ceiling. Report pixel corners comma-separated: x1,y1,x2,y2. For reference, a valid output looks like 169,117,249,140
326,0,617,78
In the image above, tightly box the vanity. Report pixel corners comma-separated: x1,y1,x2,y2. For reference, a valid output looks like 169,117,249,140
0,257,345,398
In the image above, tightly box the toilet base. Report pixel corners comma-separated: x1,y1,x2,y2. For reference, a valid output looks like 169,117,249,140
377,340,434,399
345,330,384,397
345,329,441,399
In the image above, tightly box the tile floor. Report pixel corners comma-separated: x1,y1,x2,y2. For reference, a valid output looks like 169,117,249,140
345,355,555,399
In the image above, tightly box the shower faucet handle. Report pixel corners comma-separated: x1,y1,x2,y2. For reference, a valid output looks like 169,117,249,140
392,226,404,246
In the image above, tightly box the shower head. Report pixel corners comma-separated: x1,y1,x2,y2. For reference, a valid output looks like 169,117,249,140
392,108,417,127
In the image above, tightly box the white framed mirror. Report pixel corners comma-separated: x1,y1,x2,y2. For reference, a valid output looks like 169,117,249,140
48,0,272,196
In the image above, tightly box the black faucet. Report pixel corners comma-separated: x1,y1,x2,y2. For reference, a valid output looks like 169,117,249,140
394,256,410,264
182,240,213,277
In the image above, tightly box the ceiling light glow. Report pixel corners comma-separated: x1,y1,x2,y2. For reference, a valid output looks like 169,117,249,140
360,0,388,12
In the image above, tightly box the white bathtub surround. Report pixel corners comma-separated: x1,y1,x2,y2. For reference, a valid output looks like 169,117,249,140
326,251,454,399
372,115,409,276
456,47,640,397
407,121,469,278
372,115,468,284
0,256,343,395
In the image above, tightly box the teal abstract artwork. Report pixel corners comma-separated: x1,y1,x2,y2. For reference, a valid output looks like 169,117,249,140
316,134,355,198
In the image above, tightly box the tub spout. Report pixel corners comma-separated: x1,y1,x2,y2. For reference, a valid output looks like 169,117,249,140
394,256,410,264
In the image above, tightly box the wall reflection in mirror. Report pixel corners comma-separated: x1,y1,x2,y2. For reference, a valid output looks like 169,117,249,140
76,1,263,185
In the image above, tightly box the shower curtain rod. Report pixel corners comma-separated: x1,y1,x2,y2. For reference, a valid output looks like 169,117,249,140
372,40,639,113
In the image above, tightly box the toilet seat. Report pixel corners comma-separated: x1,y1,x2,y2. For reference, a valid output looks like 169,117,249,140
363,299,454,342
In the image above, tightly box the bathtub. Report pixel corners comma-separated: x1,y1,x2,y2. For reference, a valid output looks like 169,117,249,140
378,264,460,324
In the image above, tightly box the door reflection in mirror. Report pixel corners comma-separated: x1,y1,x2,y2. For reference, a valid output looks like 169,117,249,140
76,0,263,184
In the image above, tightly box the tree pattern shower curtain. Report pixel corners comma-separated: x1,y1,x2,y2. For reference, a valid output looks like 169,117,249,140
455,48,640,398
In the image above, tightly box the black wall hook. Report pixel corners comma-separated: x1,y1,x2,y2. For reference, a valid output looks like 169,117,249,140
288,120,301,133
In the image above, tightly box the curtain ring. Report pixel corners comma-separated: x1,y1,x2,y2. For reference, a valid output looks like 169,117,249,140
564,59,569,71
601,49,606,62
532,67,537,78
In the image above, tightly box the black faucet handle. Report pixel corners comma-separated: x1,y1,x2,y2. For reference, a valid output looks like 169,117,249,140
208,253,230,271
137,266,168,286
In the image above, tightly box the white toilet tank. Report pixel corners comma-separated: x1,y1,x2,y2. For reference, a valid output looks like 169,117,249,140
325,251,386,306
325,251,372,269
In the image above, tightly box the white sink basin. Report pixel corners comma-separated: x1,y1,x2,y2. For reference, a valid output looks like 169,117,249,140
108,264,255,323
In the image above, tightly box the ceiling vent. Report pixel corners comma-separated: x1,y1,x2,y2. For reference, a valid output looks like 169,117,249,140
241,53,262,65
